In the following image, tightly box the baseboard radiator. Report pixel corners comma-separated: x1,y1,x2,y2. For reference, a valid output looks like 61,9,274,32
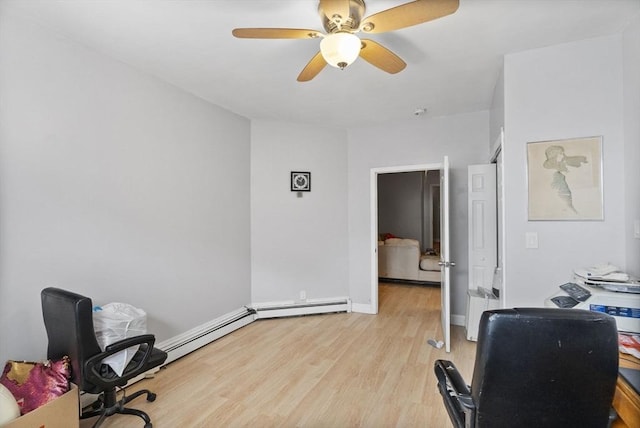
156,307,256,364
252,297,351,319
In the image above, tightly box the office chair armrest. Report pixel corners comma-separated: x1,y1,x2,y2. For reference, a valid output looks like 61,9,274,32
434,359,475,428
103,334,156,354
85,334,157,388
435,359,471,396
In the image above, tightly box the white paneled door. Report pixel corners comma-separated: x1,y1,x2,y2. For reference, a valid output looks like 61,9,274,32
467,164,497,291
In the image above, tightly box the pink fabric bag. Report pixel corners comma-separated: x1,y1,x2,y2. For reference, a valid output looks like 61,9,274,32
0,357,70,415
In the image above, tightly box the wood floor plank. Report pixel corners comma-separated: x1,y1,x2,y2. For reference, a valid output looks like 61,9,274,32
80,283,476,427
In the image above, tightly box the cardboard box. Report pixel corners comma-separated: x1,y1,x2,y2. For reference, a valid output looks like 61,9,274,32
2,384,79,428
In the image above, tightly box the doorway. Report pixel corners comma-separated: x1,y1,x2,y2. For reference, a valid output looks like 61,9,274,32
370,159,452,351
377,170,440,253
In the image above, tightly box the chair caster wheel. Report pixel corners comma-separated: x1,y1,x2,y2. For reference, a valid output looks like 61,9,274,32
147,392,157,402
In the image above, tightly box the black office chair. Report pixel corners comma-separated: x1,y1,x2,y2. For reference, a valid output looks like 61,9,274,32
434,308,619,428
41,287,168,428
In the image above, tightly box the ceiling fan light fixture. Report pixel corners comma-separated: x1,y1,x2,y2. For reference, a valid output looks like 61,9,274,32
320,32,361,70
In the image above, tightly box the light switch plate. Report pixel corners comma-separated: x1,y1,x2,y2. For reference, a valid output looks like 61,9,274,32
525,232,538,249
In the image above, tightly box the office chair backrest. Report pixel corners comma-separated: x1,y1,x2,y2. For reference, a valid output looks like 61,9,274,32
41,287,103,393
471,308,619,428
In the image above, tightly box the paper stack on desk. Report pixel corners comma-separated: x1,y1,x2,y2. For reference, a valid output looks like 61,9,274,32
574,264,640,294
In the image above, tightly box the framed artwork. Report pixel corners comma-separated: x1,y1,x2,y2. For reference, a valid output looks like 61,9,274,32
291,171,311,192
526,136,603,221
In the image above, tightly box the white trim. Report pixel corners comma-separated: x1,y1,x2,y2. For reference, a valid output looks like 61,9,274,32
351,302,376,314
492,128,507,308
499,141,507,308
251,297,351,319
451,314,465,327
156,307,255,364
250,299,296,308
370,168,380,314
490,127,504,163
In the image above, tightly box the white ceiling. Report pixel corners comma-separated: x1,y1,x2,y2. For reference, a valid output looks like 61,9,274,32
3,0,639,128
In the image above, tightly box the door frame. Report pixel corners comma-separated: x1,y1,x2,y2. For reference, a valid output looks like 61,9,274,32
490,128,506,307
370,162,443,314
429,183,440,250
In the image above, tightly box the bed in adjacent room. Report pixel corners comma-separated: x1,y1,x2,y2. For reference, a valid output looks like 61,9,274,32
378,238,441,284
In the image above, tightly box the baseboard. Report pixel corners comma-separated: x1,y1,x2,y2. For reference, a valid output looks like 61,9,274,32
451,314,465,326
350,304,464,324
251,297,351,319
351,302,376,314
156,307,256,364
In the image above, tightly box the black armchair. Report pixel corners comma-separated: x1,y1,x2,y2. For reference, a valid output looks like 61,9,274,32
434,308,619,428
41,287,168,428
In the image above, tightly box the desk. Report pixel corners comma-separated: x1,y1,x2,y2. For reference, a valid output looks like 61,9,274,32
612,353,640,428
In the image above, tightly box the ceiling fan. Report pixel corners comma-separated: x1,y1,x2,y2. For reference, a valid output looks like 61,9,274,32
232,0,459,82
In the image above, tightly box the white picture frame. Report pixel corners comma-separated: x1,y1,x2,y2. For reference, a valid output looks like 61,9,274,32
527,136,603,221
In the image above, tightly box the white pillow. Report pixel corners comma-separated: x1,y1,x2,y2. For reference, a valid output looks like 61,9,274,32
400,238,419,247
0,383,20,425
420,255,441,271
385,238,419,247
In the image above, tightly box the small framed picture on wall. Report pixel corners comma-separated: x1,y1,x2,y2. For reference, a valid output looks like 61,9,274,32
291,171,311,192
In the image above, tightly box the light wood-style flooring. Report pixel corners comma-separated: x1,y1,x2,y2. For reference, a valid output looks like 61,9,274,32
80,283,477,427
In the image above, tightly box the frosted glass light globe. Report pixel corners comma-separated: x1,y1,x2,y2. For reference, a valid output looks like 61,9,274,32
320,33,361,69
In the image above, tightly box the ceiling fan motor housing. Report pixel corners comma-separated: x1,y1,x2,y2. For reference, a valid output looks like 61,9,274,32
319,0,365,33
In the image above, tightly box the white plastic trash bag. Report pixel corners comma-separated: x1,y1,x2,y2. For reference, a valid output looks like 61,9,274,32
92,302,147,377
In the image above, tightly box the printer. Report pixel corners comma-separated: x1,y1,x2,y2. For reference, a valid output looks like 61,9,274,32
545,264,640,334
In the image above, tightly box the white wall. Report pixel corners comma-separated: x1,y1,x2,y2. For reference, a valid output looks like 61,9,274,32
250,121,349,303
503,35,626,307
623,14,640,277
489,67,505,151
378,172,426,246
0,10,251,363
347,111,490,316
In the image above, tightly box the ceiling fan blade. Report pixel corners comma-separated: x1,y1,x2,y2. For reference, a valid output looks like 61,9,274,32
359,39,406,74
360,0,459,34
319,0,351,22
232,28,322,39
297,52,328,82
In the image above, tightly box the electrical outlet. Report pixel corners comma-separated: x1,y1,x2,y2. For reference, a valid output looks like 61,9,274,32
300,290,306,300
